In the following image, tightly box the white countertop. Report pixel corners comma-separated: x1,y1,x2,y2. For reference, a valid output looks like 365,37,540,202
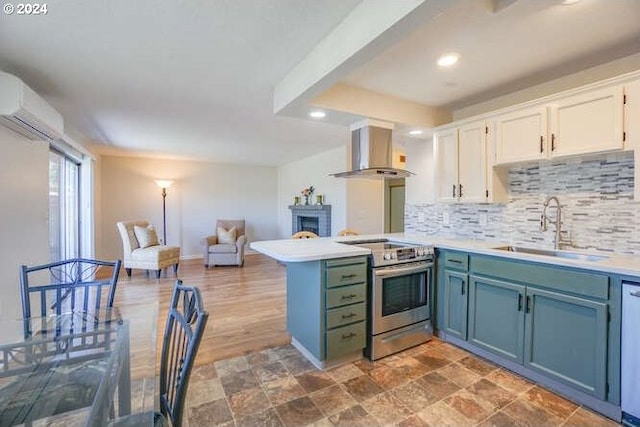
250,233,640,277
250,238,370,262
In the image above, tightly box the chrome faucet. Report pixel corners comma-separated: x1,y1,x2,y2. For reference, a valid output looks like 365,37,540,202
541,196,571,250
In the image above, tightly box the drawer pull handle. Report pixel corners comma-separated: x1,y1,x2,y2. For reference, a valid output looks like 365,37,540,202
630,290,640,297
341,332,356,339
341,313,357,319
448,259,463,264
341,273,357,279
341,294,358,300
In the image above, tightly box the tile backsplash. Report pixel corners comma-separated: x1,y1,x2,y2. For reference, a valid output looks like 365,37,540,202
405,151,640,255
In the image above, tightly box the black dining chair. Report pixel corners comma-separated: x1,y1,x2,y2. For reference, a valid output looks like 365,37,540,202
20,258,122,319
159,280,208,426
110,280,208,427
1,258,123,425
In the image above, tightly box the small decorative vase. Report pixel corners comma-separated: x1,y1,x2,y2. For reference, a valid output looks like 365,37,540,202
316,195,323,205
304,195,310,205
294,196,300,205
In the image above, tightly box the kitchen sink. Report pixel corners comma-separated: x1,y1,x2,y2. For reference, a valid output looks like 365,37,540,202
492,246,609,262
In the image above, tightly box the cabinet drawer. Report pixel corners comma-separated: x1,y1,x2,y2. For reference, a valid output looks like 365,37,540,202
326,302,366,329
444,252,468,271
326,321,366,359
326,283,366,309
326,263,367,288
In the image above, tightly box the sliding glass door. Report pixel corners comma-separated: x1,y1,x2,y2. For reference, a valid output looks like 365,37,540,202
49,150,80,262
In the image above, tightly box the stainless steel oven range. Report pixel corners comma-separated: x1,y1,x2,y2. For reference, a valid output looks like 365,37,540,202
343,239,434,360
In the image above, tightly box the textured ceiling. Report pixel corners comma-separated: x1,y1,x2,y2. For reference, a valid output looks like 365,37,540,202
1,0,639,165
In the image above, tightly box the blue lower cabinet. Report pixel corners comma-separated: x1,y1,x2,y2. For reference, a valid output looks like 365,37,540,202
468,276,525,363
436,251,621,417
524,286,609,400
443,270,468,340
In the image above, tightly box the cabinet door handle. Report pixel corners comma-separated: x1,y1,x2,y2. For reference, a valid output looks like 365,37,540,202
459,184,463,198
341,312,357,319
551,133,556,151
525,295,531,313
540,136,544,153
341,332,356,339
341,273,357,279
341,294,357,300
518,294,523,311
461,281,466,295
452,184,456,198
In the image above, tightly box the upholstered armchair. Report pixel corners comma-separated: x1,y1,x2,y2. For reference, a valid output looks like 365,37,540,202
116,220,181,278
202,219,247,267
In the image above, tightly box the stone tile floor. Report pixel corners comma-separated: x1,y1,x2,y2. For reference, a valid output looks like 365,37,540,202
185,338,620,426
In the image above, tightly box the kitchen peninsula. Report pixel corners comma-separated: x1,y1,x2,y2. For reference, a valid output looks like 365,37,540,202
251,233,640,422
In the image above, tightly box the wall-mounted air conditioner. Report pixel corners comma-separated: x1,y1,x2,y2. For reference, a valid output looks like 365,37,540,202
0,71,63,141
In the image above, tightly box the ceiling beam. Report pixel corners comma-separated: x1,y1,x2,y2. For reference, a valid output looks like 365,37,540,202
273,0,456,119
312,84,451,128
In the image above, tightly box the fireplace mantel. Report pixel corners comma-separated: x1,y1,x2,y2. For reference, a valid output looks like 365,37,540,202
289,205,331,237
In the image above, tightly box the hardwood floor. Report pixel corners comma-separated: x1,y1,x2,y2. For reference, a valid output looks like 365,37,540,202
114,253,290,368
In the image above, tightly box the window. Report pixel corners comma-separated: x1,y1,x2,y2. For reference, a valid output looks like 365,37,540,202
49,149,80,262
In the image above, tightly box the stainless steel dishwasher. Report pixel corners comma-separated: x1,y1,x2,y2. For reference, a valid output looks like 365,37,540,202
623,281,640,426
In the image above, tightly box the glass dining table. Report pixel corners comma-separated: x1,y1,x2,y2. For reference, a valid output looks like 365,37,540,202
0,304,158,426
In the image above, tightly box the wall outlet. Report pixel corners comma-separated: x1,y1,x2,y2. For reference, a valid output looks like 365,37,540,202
443,212,450,225
479,212,488,227
418,212,425,223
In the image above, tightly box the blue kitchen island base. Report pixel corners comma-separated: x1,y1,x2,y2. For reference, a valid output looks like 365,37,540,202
286,256,369,369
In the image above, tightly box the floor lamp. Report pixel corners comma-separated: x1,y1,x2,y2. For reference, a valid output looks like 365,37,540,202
155,180,173,244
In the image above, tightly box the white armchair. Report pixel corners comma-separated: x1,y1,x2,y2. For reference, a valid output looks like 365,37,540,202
202,219,247,267
116,220,181,278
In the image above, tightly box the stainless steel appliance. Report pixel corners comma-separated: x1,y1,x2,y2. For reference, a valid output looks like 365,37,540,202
622,281,640,426
342,239,434,360
330,123,414,179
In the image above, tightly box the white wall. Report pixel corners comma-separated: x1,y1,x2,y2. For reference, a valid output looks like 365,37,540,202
98,156,279,260
346,179,384,234
277,146,348,238
405,138,435,204
0,127,49,320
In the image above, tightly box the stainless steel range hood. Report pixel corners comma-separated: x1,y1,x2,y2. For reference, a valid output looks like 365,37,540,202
331,123,413,179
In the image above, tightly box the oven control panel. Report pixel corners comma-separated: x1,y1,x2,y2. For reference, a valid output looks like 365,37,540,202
375,246,434,266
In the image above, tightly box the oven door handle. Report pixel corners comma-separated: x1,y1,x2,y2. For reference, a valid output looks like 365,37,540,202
374,263,430,278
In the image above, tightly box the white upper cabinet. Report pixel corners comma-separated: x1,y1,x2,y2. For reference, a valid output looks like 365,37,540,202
434,120,507,203
624,79,640,149
493,85,626,165
434,127,458,203
458,121,488,203
433,73,639,203
495,106,548,165
624,79,640,201
549,86,624,158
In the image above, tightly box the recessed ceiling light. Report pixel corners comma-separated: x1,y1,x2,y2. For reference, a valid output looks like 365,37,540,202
409,130,423,136
561,0,580,4
309,111,326,118
437,52,460,67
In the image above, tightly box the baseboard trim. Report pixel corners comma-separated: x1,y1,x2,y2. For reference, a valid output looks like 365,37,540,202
291,337,363,370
